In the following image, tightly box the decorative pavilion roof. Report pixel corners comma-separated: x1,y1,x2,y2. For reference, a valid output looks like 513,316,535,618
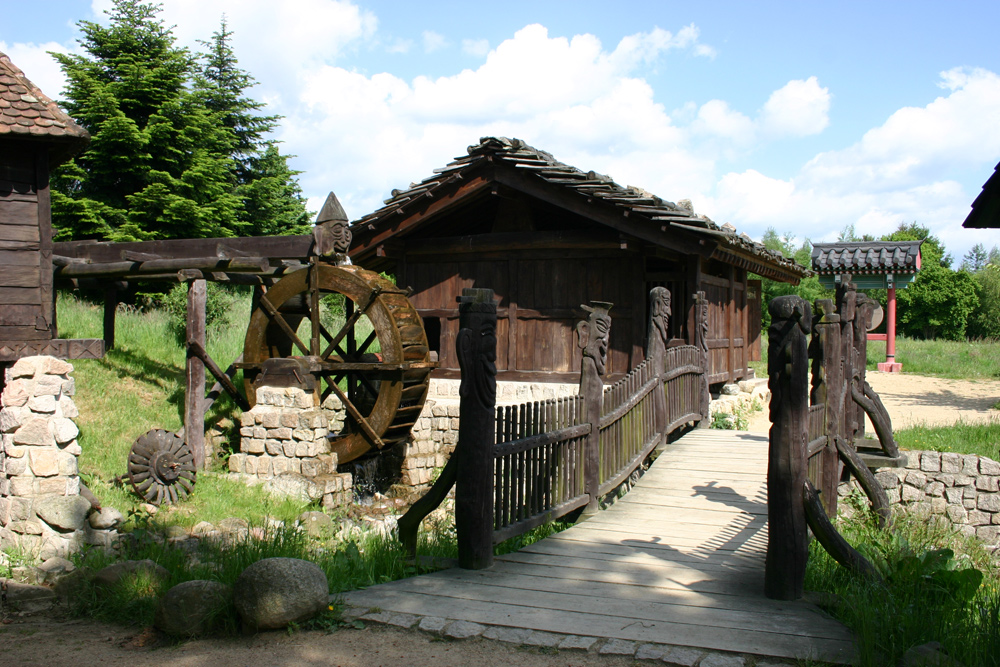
963,161,1000,229
0,49,89,164
811,240,923,275
352,137,807,282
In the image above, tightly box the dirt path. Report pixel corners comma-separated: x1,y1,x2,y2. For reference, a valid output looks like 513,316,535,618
747,371,1000,433
0,614,641,667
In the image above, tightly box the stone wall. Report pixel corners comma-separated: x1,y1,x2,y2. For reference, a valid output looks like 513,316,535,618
0,356,115,558
228,386,353,509
843,449,1000,553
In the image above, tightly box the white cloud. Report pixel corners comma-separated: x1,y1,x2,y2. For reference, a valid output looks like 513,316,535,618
422,30,448,53
0,41,72,98
706,68,1000,258
758,76,830,138
462,38,490,58
386,38,412,54
283,23,720,217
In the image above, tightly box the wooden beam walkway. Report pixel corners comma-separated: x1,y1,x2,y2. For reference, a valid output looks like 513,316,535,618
345,429,855,664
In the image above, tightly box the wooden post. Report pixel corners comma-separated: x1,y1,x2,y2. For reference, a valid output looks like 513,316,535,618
812,299,842,517
853,294,877,441
765,295,812,601
103,286,117,351
185,278,207,470
647,287,670,439
577,300,612,514
455,287,498,569
835,276,857,443
694,291,711,426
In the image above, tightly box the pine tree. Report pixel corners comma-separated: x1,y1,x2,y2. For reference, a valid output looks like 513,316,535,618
49,1,306,242
195,18,310,236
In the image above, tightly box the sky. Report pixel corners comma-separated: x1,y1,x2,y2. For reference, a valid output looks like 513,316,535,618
3,0,999,263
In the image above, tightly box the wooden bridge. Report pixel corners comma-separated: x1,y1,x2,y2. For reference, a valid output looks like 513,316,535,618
346,428,854,663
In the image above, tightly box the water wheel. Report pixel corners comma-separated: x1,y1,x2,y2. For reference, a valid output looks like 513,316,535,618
242,261,434,464
127,429,196,505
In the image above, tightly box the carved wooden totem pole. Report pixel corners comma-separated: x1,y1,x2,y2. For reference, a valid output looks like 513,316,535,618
694,291,711,424
765,295,812,601
577,301,612,513
454,287,498,569
647,287,671,435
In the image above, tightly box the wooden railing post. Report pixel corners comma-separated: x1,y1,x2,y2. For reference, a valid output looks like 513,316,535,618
693,291,711,426
455,287,498,569
577,301,612,514
647,287,670,439
765,295,812,601
185,278,206,470
812,299,842,517
835,276,857,442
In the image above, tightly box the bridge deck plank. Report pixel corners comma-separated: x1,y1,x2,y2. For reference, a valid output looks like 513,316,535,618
345,429,855,664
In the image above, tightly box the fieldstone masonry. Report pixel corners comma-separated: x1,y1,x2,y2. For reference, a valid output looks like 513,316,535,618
228,385,352,508
842,449,1000,553
0,356,116,558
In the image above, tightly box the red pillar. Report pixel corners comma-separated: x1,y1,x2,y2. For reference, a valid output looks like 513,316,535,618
877,286,902,372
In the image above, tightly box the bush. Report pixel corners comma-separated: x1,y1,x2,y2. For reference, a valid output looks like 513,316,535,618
153,282,244,342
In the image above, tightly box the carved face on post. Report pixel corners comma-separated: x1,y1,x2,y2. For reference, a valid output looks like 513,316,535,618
330,220,352,255
457,300,498,410
649,287,671,345
577,302,613,376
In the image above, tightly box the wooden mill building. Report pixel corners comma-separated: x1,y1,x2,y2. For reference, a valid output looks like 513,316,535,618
349,137,806,385
0,50,101,363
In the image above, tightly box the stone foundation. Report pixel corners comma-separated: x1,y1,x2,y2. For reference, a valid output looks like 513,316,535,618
0,356,115,558
841,449,1000,553
228,386,353,509
709,377,770,424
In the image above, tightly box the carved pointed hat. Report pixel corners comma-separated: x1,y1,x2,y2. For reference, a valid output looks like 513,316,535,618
316,191,348,225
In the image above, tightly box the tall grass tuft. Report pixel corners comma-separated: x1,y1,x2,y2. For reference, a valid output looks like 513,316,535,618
806,495,1000,667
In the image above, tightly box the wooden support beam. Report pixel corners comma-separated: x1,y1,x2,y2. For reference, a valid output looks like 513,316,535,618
103,286,117,351
185,279,207,470
455,287,498,570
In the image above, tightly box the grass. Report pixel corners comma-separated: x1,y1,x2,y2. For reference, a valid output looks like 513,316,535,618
895,419,1000,460
806,497,1000,667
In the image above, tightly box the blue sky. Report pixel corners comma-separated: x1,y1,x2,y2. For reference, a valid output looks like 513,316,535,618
3,0,999,261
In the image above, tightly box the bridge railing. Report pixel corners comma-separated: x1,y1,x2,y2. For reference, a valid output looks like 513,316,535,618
766,277,903,600
398,286,710,568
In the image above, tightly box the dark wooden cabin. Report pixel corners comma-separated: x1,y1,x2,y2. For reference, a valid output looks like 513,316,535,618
0,50,102,362
349,138,805,385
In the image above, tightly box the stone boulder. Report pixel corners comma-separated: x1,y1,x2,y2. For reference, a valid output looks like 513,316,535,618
35,496,91,532
233,557,328,631
297,511,333,537
87,507,123,530
154,580,231,637
93,559,170,591
0,579,58,614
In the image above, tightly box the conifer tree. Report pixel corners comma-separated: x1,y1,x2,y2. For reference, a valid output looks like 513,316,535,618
50,1,309,241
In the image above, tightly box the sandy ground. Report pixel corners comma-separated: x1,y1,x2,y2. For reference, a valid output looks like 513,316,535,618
747,371,1000,433
0,615,640,667
3,373,997,667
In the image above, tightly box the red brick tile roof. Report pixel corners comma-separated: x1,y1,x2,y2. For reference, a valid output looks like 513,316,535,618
0,49,89,163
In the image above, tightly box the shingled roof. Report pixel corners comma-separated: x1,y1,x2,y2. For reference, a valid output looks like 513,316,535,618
963,161,1000,229
811,240,923,275
0,49,89,164
352,137,807,282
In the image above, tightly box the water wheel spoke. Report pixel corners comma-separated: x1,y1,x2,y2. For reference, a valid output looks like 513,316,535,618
356,330,378,356
256,292,311,356
328,382,385,450
310,261,322,356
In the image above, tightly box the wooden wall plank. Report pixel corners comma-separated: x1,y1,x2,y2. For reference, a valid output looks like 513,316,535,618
0,304,43,327
0,287,41,305
0,223,40,243
0,265,40,287
0,250,41,266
